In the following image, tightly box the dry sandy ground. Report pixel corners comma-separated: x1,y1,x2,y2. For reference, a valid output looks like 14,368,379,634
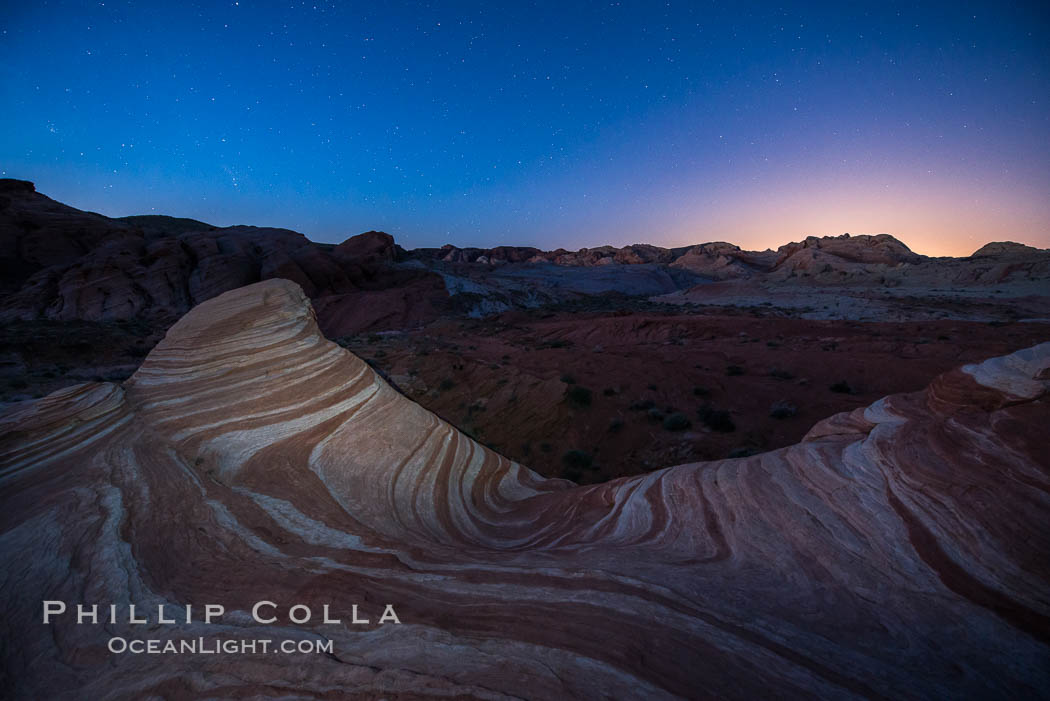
339,306,1050,481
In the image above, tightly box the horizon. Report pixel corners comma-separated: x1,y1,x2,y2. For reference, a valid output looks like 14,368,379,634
9,176,1038,259
2,2,1049,257
8,174,1041,259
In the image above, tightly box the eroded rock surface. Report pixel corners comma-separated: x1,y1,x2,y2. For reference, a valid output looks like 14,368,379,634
0,180,446,334
1,279,1048,699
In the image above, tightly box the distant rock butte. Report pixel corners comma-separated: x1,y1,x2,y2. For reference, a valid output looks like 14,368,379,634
775,232,924,266
1,278,1048,699
971,241,1047,258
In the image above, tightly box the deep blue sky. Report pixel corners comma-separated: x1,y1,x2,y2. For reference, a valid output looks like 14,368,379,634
2,1,1048,255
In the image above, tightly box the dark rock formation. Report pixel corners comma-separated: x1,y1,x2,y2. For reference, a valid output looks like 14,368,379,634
0,182,447,334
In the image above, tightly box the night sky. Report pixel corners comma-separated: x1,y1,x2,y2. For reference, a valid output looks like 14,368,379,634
2,1,1048,256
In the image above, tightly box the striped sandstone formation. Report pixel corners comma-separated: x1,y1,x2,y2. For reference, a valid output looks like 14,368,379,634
1,279,1048,699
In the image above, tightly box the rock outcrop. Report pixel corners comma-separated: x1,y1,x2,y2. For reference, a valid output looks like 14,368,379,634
1,279,1048,699
410,232,1050,292
0,182,447,334
775,232,924,267
669,241,777,279
971,241,1047,258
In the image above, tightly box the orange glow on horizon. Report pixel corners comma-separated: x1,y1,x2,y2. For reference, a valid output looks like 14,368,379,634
659,175,1050,258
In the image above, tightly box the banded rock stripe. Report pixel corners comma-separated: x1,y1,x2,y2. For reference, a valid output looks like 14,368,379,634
1,278,1048,700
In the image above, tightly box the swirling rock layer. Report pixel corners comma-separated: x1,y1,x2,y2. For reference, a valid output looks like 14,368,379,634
1,279,1049,699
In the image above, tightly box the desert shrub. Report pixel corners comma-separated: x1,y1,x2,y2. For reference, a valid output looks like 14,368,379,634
565,385,593,407
647,407,666,422
8,378,28,390
563,450,593,469
769,368,794,380
438,378,455,392
561,465,583,481
540,442,553,453
692,386,710,397
647,383,659,391
829,380,853,394
602,387,618,396
769,400,797,419
628,398,655,411
560,373,576,384
697,405,735,432
608,417,624,433
662,412,691,431
562,449,593,473
728,446,760,458
726,365,744,376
